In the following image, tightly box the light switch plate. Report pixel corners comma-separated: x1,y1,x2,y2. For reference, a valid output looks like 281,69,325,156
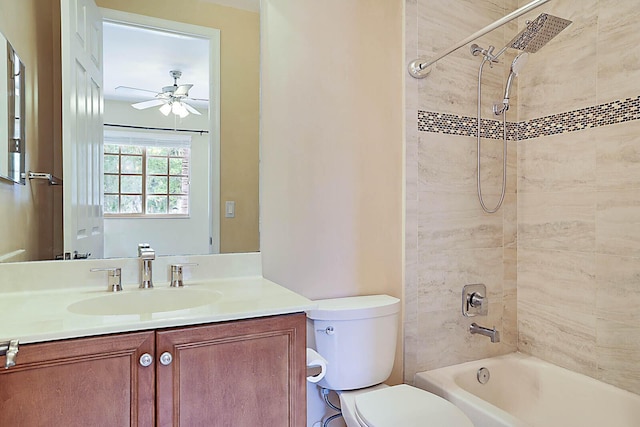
225,201,235,218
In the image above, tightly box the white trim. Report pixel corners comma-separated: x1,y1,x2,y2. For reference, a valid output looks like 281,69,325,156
104,130,192,147
99,8,221,254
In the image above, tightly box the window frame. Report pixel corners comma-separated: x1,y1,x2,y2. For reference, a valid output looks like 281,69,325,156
103,130,192,218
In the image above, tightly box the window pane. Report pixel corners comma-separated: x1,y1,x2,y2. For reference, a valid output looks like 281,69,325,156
104,195,119,214
121,145,143,155
104,154,119,173
147,196,167,214
121,175,142,194
169,158,187,175
121,155,142,173
169,177,189,194
147,176,168,194
147,157,168,174
104,174,119,193
121,195,143,214
104,144,119,154
168,147,190,157
147,147,169,156
169,196,189,215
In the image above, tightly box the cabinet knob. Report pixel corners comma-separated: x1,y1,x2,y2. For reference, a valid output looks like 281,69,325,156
139,353,153,367
160,352,173,366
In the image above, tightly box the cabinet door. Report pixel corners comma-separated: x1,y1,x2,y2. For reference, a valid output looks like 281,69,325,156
0,331,155,427
156,313,306,427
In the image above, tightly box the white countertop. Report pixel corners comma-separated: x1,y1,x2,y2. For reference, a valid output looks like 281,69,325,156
0,276,315,344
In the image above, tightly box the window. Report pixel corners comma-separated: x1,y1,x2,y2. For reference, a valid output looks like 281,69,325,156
103,131,191,217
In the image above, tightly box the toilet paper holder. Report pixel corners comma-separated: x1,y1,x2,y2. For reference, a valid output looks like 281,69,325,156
306,348,327,383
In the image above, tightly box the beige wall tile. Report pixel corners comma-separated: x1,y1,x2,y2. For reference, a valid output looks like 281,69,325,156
518,302,597,378
503,192,517,249
596,319,640,395
417,247,504,314
596,190,640,257
518,248,596,314
596,254,640,324
595,121,640,191
518,191,596,252
415,301,511,374
518,133,596,193
418,133,477,194
501,291,518,351
596,0,640,104
416,0,509,117
418,191,504,251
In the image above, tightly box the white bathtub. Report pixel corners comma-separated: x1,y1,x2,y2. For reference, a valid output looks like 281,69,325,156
414,352,640,427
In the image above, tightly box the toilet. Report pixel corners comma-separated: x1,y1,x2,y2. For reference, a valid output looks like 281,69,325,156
306,295,473,427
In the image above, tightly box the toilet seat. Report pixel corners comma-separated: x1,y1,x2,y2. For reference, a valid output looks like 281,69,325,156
351,384,473,427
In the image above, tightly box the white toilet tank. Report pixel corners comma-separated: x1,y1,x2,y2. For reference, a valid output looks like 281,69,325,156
306,295,400,391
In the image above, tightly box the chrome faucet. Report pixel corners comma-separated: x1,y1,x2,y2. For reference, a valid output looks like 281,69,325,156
470,323,500,343
138,243,155,289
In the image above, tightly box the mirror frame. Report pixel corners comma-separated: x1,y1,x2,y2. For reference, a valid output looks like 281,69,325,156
1,38,26,185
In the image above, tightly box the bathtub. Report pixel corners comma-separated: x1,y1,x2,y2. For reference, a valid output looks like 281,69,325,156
414,352,640,427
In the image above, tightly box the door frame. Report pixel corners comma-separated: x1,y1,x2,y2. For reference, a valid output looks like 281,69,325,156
100,8,221,254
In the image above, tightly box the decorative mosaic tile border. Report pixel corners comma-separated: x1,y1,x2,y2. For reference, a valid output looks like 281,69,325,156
418,95,640,140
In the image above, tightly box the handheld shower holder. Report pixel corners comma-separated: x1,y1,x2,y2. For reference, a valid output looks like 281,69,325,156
493,101,509,116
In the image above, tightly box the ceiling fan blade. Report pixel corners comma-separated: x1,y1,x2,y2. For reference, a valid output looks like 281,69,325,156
115,85,160,96
131,99,167,110
173,84,193,97
182,102,202,115
187,96,209,102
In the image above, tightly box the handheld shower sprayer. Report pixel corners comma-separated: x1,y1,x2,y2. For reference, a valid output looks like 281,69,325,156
493,52,528,115
473,12,572,214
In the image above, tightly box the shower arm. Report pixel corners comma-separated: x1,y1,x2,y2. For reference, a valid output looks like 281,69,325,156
408,0,550,79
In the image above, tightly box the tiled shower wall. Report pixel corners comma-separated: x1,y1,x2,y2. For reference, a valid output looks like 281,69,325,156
404,0,520,382
516,0,640,394
406,0,640,395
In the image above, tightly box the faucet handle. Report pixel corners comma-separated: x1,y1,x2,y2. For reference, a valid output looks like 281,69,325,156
169,263,198,287
138,243,155,259
90,267,123,292
462,284,488,317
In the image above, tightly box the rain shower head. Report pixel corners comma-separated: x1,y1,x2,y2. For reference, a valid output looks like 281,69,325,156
508,13,572,53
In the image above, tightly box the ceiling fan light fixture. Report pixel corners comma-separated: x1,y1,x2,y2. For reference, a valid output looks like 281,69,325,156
172,101,189,118
159,103,172,116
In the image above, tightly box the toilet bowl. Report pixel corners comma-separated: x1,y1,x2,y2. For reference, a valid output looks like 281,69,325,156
306,295,473,427
339,384,473,427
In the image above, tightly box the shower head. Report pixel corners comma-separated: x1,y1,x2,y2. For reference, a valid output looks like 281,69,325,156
503,52,528,102
510,52,529,75
508,13,572,53
494,52,529,116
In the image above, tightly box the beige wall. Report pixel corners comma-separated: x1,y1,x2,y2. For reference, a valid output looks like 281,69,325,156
516,0,640,394
97,0,260,253
0,0,60,262
260,0,404,384
404,0,519,382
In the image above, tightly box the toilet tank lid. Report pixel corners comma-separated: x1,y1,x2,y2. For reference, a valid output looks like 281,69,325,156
306,295,400,321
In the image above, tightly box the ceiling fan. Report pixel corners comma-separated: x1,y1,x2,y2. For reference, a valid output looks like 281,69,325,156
115,70,207,118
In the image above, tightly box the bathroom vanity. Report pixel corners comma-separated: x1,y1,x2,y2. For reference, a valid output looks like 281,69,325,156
0,258,313,426
0,314,305,426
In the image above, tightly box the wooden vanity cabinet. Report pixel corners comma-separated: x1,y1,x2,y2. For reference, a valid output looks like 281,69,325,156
0,313,306,427
0,331,156,426
157,314,307,426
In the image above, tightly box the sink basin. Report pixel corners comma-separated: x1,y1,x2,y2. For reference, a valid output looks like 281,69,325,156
68,288,222,316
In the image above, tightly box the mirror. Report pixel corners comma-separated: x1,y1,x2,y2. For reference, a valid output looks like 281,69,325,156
0,0,260,263
0,32,25,185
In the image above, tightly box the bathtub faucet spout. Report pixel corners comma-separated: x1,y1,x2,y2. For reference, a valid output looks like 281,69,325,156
470,323,500,343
